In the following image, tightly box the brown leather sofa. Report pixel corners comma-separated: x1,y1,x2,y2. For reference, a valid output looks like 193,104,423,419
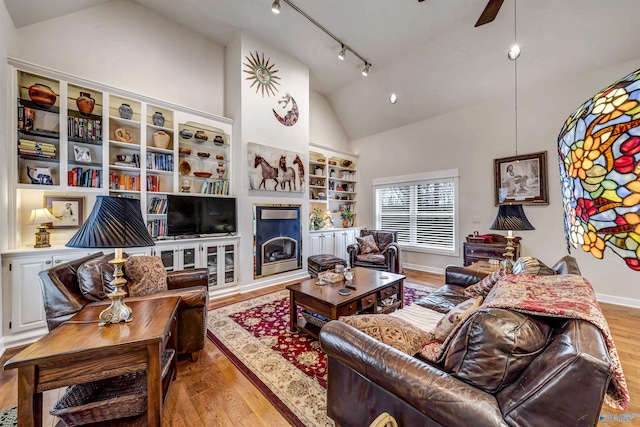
39,252,209,361
347,229,401,273
320,256,613,427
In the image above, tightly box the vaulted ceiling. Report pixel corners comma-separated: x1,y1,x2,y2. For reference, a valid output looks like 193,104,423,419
5,0,640,140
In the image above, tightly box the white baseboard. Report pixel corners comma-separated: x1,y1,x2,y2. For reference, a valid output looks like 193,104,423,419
0,336,5,358
402,262,445,276
2,326,48,350
595,293,640,308
240,270,310,293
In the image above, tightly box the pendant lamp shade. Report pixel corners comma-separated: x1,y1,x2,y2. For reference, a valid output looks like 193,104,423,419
490,204,535,232
66,196,154,249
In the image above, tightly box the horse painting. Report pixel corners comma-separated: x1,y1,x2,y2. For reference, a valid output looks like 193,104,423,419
254,154,279,190
293,154,305,189
279,155,296,191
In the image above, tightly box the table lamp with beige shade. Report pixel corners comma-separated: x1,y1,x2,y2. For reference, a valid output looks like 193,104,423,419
27,207,58,248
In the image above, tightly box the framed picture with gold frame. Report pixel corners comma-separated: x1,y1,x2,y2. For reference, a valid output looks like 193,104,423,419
494,151,548,205
45,196,84,229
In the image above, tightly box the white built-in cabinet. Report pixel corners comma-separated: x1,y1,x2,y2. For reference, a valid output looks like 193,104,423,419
2,59,237,349
309,228,360,259
1,249,91,343
152,237,238,292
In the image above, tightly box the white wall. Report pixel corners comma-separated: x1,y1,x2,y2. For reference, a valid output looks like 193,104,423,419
8,0,225,116
310,89,350,151
229,33,311,290
352,59,640,306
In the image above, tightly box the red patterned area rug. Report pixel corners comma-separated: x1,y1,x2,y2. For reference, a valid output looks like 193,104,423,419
206,282,433,427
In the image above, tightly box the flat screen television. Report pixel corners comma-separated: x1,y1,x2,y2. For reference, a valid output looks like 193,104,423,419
166,194,237,236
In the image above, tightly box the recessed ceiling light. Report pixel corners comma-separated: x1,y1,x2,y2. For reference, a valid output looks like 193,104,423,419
389,93,397,104
508,44,521,60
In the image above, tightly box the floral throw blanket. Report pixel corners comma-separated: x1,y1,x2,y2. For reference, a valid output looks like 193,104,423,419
420,274,629,410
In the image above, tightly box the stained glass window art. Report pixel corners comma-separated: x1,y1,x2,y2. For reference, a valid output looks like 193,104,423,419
558,68,640,271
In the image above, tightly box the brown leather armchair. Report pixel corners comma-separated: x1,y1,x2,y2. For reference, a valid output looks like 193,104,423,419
347,230,402,273
39,252,209,361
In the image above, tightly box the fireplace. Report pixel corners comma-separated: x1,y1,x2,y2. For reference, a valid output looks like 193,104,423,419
254,205,301,278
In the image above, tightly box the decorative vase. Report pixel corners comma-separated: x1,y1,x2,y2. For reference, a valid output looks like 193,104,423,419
152,131,171,149
28,84,57,106
179,129,193,139
194,131,208,142
118,103,133,120
213,135,224,146
343,220,350,228
152,112,165,127
76,92,95,114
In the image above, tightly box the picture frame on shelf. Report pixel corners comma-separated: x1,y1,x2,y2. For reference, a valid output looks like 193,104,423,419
494,151,548,205
73,145,91,163
45,196,84,229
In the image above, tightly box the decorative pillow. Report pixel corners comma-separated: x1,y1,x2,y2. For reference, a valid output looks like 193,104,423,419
512,257,557,275
464,268,509,298
444,308,552,393
339,314,433,355
356,234,379,254
432,296,483,341
77,253,119,301
124,256,167,297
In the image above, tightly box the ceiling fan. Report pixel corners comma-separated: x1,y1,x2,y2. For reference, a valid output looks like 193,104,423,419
417,0,505,27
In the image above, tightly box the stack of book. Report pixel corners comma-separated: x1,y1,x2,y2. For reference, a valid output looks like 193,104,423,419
146,175,161,192
68,116,102,142
68,168,102,188
201,179,229,195
18,139,56,159
147,219,167,238
148,197,167,214
109,172,140,191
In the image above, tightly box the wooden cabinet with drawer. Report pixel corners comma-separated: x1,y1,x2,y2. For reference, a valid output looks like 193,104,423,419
463,240,521,266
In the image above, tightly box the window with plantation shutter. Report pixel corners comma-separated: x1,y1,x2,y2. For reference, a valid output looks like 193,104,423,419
374,170,459,255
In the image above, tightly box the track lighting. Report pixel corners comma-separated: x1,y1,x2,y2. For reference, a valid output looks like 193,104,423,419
389,93,397,104
338,45,347,60
271,0,281,14
271,0,371,77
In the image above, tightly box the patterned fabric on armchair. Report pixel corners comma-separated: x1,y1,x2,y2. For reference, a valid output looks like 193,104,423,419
347,230,402,273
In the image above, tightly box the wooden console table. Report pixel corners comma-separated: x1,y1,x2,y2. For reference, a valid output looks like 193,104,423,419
463,234,521,266
4,297,180,427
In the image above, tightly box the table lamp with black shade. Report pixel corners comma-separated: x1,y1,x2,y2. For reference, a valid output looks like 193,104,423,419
66,196,155,326
490,203,534,268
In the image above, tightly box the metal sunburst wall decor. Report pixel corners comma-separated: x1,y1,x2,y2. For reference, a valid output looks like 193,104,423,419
243,51,281,98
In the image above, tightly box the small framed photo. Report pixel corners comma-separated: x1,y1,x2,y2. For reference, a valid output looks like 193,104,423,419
45,196,84,229
494,151,549,205
73,145,91,163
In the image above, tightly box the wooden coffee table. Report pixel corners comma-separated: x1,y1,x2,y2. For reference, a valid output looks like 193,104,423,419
4,297,180,427
287,267,406,339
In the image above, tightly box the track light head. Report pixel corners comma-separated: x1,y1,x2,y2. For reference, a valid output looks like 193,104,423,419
271,0,281,14
508,44,521,60
338,45,347,61
362,63,371,77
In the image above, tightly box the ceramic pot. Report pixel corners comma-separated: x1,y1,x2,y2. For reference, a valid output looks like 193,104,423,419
194,131,208,142
152,111,165,127
76,92,95,114
26,166,53,185
28,84,57,106
213,135,224,146
216,167,226,179
152,131,171,149
179,129,193,139
23,108,34,131
119,103,133,120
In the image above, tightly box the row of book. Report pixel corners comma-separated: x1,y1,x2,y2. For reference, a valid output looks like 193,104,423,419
147,175,161,192
147,219,167,238
68,116,102,142
18,139,56,159
68,168,102,188
201,179,229,195
146,153,173,172
148,196,168,214
109,172,140,191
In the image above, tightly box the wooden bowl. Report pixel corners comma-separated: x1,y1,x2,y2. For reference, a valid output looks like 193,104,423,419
178,147,191,156
197,152,210,158
194,172,212,178
179,160,191,175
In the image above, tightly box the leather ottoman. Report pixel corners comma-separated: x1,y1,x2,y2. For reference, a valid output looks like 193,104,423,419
308,254,346,278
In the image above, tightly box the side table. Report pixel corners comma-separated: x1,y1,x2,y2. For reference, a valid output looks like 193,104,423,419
4,297,181,427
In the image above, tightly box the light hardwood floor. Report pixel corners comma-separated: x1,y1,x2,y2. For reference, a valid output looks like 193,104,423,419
0,270,638,426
